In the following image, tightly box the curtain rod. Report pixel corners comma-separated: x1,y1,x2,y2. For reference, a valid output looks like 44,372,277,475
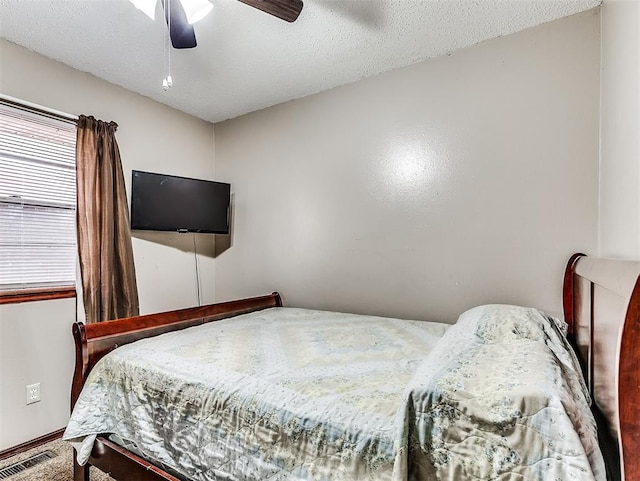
0,93,79,124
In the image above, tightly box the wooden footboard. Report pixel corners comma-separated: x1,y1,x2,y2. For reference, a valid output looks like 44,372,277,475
70,292,282,481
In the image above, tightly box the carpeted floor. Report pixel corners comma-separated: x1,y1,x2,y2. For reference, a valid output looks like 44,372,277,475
0,438,113,481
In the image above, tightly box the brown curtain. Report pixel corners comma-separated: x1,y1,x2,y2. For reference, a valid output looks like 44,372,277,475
76,115,139,323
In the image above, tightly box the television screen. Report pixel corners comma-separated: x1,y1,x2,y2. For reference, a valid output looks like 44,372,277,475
130,170,230,234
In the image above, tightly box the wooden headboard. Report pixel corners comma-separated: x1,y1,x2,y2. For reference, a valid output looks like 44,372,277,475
563,253,640,481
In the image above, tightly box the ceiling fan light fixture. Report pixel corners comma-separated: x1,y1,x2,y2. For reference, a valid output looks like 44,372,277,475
179,0,213,24
129,0,157,20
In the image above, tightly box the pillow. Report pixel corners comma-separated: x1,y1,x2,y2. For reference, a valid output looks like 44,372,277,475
458,304,563,343
444,304,588,402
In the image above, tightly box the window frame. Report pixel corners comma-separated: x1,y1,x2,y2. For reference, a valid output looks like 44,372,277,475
0,286,75,305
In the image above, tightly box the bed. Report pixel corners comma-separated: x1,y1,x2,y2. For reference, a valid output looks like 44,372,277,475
65,253,640,480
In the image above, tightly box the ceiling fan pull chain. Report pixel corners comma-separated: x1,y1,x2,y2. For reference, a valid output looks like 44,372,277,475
163,0,173,90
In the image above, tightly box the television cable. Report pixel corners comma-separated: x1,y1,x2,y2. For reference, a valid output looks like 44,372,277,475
193,233,201,307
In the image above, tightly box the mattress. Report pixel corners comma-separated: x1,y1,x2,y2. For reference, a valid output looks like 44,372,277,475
64,305,605,480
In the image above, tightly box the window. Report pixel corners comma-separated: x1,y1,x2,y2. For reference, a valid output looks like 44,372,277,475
0,100,77,300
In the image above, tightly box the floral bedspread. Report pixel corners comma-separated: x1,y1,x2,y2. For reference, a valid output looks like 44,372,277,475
64,305,605,480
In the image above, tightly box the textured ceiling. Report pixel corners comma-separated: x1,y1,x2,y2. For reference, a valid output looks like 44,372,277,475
0,0,600,123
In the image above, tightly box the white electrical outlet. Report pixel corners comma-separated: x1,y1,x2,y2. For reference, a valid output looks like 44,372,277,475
26,383,41,405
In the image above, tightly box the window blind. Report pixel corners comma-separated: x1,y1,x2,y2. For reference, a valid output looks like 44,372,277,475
0,102,77,291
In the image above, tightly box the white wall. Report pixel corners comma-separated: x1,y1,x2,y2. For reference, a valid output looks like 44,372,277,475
599,0,640,259
214,11,600,324
0,299,76,450
0,39,215,450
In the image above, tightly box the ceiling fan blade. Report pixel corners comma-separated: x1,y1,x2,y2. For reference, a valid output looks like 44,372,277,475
237,0,303,22
162,0,197,49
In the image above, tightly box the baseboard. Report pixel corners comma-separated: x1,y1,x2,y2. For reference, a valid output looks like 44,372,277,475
0,428,65,461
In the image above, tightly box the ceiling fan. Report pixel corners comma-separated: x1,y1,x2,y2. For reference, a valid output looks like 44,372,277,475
129,0,304,49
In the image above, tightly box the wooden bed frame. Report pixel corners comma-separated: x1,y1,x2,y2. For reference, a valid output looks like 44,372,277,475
70,254,640,481
562,253,640,481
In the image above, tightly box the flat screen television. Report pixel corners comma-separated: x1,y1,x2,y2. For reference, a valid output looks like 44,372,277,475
130,170,230,234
